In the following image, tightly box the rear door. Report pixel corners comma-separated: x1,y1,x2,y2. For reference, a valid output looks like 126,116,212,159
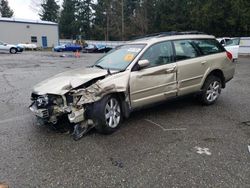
130,41,178,108
175,39,226,96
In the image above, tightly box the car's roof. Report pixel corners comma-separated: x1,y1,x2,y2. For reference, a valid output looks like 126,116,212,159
128,34,215,45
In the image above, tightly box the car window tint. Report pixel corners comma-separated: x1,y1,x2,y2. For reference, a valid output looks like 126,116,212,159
141,41,174,67
193,39,225,55
173,40,198,61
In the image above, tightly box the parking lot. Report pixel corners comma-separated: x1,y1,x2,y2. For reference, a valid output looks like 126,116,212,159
0,51,249,187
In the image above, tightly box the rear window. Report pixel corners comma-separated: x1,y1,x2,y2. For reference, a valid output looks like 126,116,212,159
173,40,199,61
193,39,225,55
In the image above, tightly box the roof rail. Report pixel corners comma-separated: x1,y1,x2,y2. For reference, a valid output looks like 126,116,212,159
132,31,207,40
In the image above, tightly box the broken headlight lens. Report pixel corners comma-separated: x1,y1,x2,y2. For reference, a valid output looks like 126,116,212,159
36,95,49,107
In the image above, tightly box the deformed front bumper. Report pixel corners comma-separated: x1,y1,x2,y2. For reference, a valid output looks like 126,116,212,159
29,102,86,124
29,103,49,119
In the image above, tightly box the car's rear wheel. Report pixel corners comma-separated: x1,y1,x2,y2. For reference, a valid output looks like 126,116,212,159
94,95,122,134
10,48,17,54
199,75,222,105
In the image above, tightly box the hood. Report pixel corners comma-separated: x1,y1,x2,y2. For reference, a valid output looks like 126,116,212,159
7,44,17,48
33,67,108,95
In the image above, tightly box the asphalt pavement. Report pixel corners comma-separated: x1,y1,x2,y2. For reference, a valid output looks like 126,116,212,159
0,52,249,188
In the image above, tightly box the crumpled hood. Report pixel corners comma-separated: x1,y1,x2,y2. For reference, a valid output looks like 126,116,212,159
33,67,108,95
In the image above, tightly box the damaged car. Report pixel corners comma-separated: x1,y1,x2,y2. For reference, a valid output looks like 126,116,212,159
30,32,236,140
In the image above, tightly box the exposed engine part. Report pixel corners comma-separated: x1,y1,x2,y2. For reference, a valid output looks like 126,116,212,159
72,120,95,141
68,108,85,124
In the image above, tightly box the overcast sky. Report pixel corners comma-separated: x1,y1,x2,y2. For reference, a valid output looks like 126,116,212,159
8,0,62,20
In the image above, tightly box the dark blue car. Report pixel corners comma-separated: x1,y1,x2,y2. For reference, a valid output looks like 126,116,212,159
54,44,82,52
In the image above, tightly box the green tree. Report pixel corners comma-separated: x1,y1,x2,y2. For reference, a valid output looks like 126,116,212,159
0,0,14,18
75,0,92,39
39,0,60,22
59,0,77,39
92,0,111,40
72,0,250,40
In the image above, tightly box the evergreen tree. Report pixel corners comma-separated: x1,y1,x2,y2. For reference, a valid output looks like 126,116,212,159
59,0,77,39
0,0,14,18
61,0,250,40
75,0,92,39
39,0,60,22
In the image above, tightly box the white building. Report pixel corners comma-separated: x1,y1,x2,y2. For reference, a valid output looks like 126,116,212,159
0,17,59,48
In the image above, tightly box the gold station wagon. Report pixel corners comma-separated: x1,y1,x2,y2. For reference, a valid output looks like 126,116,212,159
30,32,236,140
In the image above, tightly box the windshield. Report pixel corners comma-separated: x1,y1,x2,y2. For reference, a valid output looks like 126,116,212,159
225,38,240,46
95,44,145,70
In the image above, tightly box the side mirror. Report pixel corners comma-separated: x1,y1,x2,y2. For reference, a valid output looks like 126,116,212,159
3,43,7,46
138,59,150,69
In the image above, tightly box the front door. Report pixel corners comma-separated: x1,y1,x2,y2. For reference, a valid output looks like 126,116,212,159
42,36,48,48
130,41,178,108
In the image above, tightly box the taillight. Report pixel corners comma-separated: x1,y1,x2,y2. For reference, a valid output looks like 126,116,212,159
226,51,233,61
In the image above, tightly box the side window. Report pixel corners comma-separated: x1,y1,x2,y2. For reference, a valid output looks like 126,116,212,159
193,39,225,55
173,40,198,61
31,36,37,43
140,41,174,68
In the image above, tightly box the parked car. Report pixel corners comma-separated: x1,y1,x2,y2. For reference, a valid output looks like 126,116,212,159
82,44,113,53
224,38,240,60
216,37,231,46
30,32,236,140
54,44,82,52
18,43,38,50
0,41,23,54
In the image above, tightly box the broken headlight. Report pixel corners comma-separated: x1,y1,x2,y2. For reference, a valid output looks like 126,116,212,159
36,95,49,107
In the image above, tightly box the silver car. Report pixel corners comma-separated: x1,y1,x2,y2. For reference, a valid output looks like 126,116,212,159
0,41,23,53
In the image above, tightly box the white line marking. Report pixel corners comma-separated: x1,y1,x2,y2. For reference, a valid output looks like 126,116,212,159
248,146,250,153
144,119,187,131
195,146,212,155
0,115,32,124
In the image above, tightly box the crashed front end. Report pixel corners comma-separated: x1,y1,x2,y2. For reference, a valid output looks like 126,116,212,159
29,93,73,125
29,70,131,139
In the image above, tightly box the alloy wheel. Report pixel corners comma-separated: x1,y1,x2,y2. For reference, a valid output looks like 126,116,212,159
206,81,221,102
105,98,121,128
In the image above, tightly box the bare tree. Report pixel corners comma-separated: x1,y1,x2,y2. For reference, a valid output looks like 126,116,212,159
29,0,43,14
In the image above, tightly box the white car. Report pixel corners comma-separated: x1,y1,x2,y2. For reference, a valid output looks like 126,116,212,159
0,41,23,54
217,37,231,46
18,43,38,50
224,38,240,60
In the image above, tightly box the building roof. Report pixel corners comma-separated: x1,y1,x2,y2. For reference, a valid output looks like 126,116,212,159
0,17,58,26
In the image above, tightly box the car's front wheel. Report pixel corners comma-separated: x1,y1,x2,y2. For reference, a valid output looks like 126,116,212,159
10,48,17,54
199,75,222,105
94,95,122,134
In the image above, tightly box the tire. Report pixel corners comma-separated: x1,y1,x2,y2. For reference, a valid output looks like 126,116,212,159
93,95,123,134
10,48,17,54
199,75,222,105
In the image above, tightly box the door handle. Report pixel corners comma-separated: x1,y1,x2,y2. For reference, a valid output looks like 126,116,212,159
201,61,207,65
165,67,176,73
